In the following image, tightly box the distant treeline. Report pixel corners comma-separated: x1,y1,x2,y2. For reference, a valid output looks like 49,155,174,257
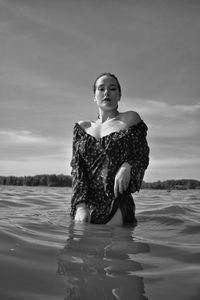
0,175,200,189
142,179,200,190
0,174,72,187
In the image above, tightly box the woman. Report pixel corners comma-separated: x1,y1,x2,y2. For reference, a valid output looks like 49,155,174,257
70,73,149,225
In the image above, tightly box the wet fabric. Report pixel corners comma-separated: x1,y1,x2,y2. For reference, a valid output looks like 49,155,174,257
70,120,149,224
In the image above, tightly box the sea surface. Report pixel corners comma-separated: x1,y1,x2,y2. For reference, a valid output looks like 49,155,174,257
0,186,199,300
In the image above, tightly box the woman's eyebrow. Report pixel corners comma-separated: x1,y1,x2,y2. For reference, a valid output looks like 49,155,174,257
98,83,117,87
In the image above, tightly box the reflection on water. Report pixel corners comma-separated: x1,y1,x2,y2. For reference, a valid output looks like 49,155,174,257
0,186,200,300
58,221,149,300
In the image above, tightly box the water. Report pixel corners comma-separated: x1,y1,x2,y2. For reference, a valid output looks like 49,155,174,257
0,186,199,300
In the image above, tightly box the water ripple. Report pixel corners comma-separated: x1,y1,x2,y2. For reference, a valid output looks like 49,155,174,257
0,186,200,300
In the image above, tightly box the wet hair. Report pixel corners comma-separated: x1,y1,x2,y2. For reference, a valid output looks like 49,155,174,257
93,72,122,97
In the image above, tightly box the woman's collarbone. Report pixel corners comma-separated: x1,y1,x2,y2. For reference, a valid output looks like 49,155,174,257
88,120,127,139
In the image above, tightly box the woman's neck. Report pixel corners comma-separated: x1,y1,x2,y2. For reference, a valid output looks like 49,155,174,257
98,109,119,123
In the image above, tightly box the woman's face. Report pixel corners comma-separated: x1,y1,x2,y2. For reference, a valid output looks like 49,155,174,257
94,75,121,110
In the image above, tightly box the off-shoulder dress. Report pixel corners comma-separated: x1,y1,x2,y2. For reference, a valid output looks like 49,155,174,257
70,120,149,225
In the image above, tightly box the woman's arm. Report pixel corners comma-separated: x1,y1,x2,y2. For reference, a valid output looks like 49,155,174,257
70,124,90,222
114,162,132,198
114,116,149,197
126,121,149,192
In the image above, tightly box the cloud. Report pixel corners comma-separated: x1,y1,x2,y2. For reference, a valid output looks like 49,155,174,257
0,129,72,176
0,65,76,98
0,129,72,158
0,158,69,176
121,97,200,118
0,129,52,145
147,156,200,181
136,100,200,119
121,98,200,139
0,0,199,181
151,156,199,168
120,98,200,181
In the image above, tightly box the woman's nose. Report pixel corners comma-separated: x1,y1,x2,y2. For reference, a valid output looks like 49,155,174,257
104,89,110,96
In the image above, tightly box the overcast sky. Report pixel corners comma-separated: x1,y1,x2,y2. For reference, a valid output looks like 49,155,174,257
0,0,200,182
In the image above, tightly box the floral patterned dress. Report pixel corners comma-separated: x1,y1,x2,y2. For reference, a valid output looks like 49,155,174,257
70,120,149,224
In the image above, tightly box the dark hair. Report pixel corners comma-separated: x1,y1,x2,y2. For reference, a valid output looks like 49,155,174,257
93,72,121,97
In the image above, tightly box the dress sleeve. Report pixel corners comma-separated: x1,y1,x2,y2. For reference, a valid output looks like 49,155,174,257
126,121,150,192
70,124,89,217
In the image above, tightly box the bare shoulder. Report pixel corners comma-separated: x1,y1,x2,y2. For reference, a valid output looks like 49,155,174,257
78,120,92,130
120,111,141,126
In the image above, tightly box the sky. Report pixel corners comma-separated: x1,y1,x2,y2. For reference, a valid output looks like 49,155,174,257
0,0,200,182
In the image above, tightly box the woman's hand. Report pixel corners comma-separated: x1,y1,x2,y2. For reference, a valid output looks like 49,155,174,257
75,204,90,222
114,162,132,198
